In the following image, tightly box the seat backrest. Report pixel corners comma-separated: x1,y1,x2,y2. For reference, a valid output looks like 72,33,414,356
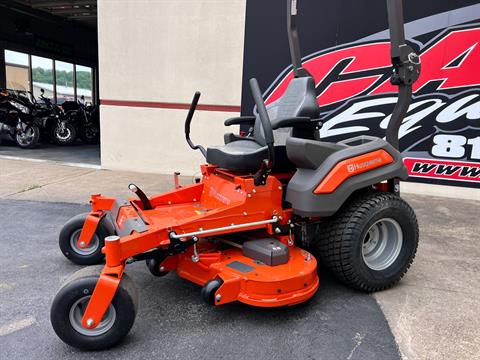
253,76,320,146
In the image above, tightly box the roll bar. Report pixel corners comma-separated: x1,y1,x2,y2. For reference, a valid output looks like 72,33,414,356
385,0,421,150
287,0,311,78
286,0,419,148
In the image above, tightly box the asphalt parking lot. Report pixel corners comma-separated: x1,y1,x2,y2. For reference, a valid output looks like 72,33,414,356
0,199,400,360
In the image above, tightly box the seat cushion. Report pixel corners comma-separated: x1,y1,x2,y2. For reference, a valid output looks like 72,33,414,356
207,140,267,172
207,140,294,173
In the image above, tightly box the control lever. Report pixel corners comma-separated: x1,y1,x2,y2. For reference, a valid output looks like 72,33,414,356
128,183,153,210
185,91,207,157
249,78,275,186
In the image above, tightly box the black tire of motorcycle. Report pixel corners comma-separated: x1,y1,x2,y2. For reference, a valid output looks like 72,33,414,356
15,125,40,149
52,122,77,146
81,124,100,144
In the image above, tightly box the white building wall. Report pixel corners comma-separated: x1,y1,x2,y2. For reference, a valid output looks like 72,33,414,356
98,0,246,174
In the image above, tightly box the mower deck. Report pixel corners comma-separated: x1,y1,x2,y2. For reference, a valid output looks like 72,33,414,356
174,242,319,307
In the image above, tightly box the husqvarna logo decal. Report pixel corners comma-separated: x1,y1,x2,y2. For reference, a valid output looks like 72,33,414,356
347,158,383,173
208,187,231,205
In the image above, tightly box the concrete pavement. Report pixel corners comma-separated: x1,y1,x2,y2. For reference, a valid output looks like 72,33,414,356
0,141,100,166
374,194,480,359
0,157,479,359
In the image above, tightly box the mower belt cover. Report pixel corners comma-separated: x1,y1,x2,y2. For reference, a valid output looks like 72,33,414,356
242,238,289,266
104,199,148,237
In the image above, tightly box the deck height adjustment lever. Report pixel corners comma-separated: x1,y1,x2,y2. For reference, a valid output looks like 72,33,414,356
128,183,153,210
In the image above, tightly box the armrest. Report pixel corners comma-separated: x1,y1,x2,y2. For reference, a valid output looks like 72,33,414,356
224,116,256,126
271,117,322,130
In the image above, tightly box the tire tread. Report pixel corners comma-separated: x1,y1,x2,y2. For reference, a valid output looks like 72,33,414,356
316,190,419,292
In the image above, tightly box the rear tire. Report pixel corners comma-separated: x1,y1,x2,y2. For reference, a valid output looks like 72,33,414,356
316,190,418,292
50,266,138,350
59,213,111,265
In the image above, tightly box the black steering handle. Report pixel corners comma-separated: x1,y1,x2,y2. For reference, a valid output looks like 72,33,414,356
249,78,275,169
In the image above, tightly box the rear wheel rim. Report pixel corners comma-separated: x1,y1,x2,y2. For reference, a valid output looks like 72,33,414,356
69,295,116,336
69,229,100,256
362,218,403,271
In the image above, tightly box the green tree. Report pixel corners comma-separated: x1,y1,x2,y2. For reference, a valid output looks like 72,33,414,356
31,67,91,90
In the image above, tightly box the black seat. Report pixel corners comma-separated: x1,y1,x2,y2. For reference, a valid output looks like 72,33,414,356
206,76,320,172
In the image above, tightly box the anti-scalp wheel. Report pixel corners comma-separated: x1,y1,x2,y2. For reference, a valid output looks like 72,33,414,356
201,279,223,305
146,257,169,277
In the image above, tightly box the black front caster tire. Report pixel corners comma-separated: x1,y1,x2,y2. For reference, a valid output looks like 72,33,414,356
59,213,112,265
201,279,223,305
146,257,169,277
316,190,419,292
50,265,138,351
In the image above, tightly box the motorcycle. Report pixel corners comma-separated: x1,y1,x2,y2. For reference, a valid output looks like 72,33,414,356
38,90,78,146
0,89,41,148
61,96,100,145
80,97,100,144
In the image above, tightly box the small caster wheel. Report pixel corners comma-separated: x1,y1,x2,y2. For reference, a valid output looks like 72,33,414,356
59,213,112,265
201,278,223,305
50,265,138,351
146,258,169,277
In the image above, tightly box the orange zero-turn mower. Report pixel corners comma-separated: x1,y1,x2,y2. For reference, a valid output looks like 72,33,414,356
50,0,420,350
